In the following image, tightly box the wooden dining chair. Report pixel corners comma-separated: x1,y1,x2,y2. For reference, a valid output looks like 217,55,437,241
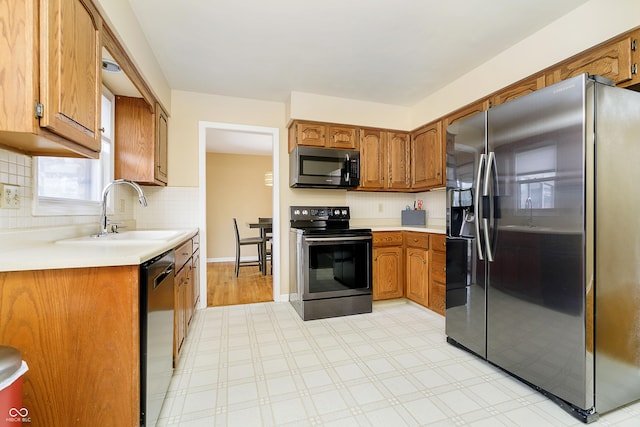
233,218,263,276
258,217,273,274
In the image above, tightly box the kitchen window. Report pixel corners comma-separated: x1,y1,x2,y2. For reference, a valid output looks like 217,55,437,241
33,88,114,215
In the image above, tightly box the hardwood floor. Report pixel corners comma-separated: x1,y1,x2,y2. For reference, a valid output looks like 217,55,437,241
206,262,273,307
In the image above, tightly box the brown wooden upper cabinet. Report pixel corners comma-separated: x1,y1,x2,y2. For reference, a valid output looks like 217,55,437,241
288,120,358,152
328,125,358,150
358,129,410,190
546,36,635,87
387,132,411,190
0,0,102,158
290,121,325,151
155,103,169,184
491,75,546,107
114,97,168,186
411,121,443,190
359,128,386,189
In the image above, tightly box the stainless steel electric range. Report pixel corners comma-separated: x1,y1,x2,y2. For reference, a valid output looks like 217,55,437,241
289,206,373,321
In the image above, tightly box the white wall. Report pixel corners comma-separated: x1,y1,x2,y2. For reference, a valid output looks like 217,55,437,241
288,91,412,130
411,0,640,127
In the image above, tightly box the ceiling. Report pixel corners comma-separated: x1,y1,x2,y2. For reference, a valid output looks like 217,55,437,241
125,0,591,154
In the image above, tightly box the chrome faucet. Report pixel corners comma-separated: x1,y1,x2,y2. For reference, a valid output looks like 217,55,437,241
97,179,147,236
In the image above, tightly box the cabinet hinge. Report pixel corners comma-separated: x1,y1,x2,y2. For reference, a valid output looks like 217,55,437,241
633,63,638,75
35,102,44,118
632,39,637,51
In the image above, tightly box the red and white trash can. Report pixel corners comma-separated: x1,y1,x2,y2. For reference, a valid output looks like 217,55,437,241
0,346,29,426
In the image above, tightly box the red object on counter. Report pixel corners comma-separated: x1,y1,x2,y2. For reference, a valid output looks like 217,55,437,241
0,346,29,427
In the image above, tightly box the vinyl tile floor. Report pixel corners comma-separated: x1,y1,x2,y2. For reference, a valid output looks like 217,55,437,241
157,300,640,426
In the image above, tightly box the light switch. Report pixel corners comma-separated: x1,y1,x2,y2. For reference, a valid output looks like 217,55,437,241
0,184,20,209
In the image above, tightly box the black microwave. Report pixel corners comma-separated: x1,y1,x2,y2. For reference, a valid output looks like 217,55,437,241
289,146,360,189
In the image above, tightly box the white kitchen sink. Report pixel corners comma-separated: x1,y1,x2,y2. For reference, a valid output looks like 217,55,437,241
56,229,188,245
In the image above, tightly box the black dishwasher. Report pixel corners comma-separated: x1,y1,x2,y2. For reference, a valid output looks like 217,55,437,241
140,249,175,427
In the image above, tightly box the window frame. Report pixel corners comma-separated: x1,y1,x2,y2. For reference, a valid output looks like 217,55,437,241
32,86,115,216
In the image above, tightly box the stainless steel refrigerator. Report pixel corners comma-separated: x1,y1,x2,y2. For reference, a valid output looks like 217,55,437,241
445,73,640,423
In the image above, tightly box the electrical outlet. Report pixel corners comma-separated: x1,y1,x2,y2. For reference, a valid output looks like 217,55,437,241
0,184,20,209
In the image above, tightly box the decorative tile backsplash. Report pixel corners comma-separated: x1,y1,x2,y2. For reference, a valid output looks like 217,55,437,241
0,148,82,229
135,186,200,229
0,148,200,232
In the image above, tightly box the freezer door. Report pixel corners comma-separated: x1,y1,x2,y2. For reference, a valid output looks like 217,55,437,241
594,81,640,413
486,75,590,410
445,111,487,358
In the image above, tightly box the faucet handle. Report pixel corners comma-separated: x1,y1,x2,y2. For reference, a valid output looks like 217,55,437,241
108,221,127,233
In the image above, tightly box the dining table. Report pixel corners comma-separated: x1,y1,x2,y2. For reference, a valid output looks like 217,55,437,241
247,219,272,275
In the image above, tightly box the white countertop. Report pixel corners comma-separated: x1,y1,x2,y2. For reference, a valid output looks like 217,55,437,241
0,225,198,272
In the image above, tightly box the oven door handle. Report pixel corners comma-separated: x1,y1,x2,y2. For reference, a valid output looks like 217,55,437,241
304,236,372,242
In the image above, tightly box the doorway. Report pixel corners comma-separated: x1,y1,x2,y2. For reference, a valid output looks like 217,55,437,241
198,122,281,307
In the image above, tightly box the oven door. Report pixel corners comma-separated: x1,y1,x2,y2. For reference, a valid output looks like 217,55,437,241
300,233,372,300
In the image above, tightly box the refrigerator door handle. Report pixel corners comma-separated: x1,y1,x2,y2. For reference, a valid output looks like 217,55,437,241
474,153,486,261
483,151,496,262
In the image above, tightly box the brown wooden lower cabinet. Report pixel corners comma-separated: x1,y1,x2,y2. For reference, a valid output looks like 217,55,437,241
372,246,404,300
429,234,447,315
405,246,429,306
174,233,200,366
0,266,140,427
404,232,430,307
372,232,404,300
372,231,446,315
0,233,201,427
174,261,188,363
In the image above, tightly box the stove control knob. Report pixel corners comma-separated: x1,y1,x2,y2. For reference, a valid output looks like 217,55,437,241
311,209,318,215
302,209,308,215
341,209,348,216
293,209,300,216
334,209,340,216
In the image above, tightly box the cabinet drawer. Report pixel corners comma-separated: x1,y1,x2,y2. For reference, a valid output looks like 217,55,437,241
404,231,429,249
192,232,200,254
430,234,446,253
429,281,446,316
431,251,446,284
373,231,403,246
175,240,193,271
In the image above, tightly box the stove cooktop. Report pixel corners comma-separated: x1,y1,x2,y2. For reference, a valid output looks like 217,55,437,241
289,206,370,234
